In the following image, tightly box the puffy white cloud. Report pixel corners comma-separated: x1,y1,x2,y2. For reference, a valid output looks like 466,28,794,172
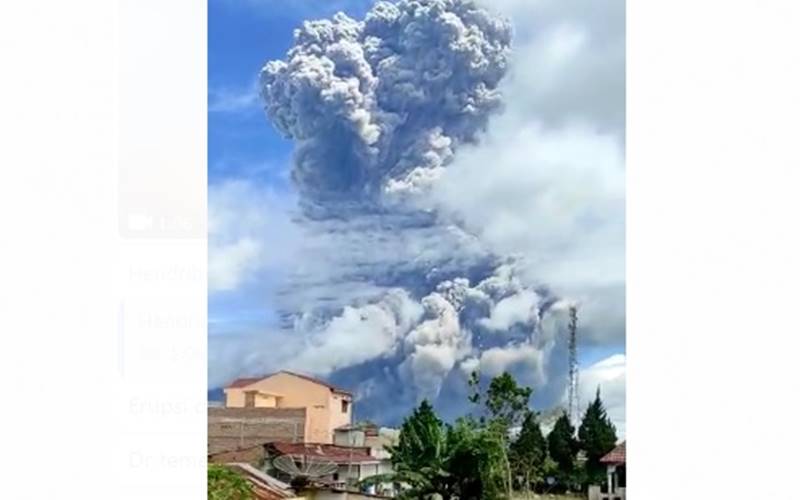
577,353,626,438
288,289,423,374
428,0,626,344
479,343,546,382
477,0,625,135
208,180,300,292
433,122,624,292
401,292,467,399
480,289,539,331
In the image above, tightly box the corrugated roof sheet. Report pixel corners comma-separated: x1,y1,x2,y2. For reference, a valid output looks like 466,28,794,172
269,442,380,464
228,463,296,500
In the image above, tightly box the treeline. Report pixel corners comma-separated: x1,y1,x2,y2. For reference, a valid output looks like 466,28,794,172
364,371,618,499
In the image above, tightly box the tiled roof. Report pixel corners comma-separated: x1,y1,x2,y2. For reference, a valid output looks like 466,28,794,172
225,370,352,396
600,441,626,464
227,377,264,388
269,442,380,464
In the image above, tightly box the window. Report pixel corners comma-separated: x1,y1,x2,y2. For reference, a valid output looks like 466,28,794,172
341,399,349,413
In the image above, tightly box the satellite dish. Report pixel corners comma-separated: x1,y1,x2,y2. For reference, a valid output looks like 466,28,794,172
272,454,338,489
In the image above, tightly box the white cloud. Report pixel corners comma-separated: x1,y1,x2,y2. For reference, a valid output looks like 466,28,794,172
208,180,300,292
429,0,625,344
478,0,625,135
480,289,539,331
287,289,423,375
479,343,546,384
577,353,626,438
208,83,260,114
432,119,624,295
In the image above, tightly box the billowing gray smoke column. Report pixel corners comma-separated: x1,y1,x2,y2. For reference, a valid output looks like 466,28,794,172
261,0,512,205
259,0,570,424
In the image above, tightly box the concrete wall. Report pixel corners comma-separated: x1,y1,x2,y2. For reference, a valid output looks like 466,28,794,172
588,485,626,500
208,445,267,466
334,429,365,447
208,407,306,454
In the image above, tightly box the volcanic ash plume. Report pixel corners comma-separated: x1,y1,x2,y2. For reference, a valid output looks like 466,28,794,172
257,0,573,423
261,0,512,205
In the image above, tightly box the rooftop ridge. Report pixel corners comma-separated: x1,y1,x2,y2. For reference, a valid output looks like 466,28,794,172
225,370,352,396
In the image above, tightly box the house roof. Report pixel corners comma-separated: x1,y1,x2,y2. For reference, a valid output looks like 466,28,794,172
227,377,264,388
335,422,379,436
227,463,296,500
268,442,380,464
600,441,626,464
225,370,352,396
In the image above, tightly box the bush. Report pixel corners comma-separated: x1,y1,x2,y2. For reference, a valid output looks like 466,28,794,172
208,464,254,500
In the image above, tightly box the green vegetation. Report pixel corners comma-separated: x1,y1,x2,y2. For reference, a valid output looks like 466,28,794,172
360,372,620,499
361,400,506,499
578,388,618,485
547,413,579,488
208,464,254,500
509,411,548,496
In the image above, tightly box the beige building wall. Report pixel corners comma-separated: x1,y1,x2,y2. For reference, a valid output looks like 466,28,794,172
328,392,352,434
225,389,246,408
224,372,352,444
254,393,279,408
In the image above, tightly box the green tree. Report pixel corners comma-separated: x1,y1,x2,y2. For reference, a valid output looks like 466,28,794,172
509,411,547,496
446,418,506,500
484,372,533,430
364,400,506,500
468,371,534,498
208,464,254,500
390,400,447,473
578,389,618,485
547,413,579,474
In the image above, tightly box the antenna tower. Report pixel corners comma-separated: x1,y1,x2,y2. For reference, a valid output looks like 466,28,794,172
567,305,579,424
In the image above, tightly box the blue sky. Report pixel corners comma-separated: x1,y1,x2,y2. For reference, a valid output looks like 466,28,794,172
208,1,375,184
208,0,386,367
208,0,625,432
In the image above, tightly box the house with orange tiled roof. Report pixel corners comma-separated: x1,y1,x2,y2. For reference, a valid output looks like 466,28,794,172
223,371,353,444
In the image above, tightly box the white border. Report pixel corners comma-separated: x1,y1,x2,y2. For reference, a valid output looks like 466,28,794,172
629,1,800,498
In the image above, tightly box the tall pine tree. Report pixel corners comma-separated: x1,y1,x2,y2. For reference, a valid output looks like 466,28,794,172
390,399,446,471
578,388,618,484
509,411,547,492
547,413,579,475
